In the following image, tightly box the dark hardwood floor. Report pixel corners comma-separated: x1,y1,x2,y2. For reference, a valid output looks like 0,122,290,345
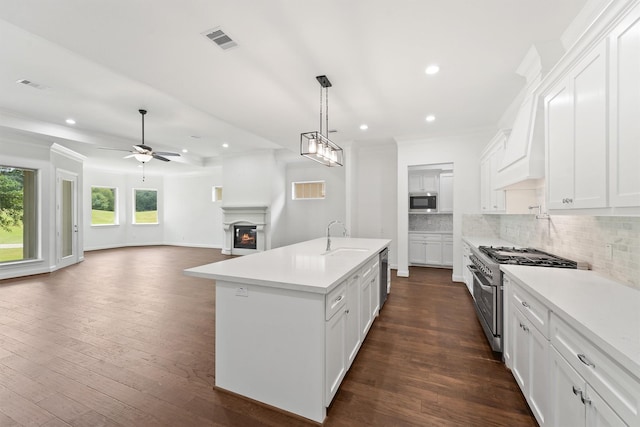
0,246,536,426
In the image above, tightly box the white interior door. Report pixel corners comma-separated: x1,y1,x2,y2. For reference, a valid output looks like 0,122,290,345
57,170,78,269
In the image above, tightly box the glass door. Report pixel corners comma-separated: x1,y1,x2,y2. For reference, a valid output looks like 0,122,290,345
57,170,78,269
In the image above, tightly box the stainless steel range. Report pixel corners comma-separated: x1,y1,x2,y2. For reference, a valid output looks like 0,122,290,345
468,246,578,352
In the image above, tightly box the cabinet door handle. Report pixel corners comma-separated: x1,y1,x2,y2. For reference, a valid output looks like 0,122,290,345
521,301,530,308
334,295,344,304
345,309,350,314
572,385,582,396
577,353,595,368
581,394,592,406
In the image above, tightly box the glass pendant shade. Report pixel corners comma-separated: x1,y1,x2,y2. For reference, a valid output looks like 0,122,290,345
300,131,343,166
134,153,153,163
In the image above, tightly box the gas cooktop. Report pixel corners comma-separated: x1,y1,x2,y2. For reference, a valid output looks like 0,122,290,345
478,246,577,269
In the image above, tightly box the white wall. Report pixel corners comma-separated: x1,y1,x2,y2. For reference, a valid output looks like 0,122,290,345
164,169,224,248
396,130,490,279
348,141,398,267
222,150,284,250
83,166,165,250
283,161,346,245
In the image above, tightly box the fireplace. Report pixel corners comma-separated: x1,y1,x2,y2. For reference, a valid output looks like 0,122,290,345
234,225,257,250
221,205,268,255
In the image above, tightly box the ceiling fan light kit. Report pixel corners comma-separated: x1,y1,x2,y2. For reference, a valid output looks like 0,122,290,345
300,75,343,167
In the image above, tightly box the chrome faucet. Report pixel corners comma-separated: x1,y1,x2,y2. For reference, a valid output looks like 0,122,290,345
326,220,347,252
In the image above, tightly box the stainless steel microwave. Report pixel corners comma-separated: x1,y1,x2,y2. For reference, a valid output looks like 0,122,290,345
409,192,437,213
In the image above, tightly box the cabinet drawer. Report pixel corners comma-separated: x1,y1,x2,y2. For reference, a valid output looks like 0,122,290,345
551,313,640,424
361,258,377,281
326,281,347,320
511,282,550,338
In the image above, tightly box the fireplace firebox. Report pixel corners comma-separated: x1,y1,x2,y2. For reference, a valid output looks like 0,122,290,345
234,225,257,250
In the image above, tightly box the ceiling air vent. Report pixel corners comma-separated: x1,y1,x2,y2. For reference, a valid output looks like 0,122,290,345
203,27,237,50
16,79,49,90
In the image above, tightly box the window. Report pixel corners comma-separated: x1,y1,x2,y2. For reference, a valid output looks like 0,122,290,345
0,166,37,263
212,186,223,202
292,181,325,200
133,189,158,224
91,186,117,225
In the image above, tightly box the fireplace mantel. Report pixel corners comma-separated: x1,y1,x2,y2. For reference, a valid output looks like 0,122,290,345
221,205,269,255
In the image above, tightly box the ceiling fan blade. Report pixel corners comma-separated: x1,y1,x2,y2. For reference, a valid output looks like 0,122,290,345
133,144,153,153
152,154,171,162
124,154,135,159
154,151,180,157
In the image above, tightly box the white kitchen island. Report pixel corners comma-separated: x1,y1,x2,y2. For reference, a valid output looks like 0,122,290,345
184,237,391,423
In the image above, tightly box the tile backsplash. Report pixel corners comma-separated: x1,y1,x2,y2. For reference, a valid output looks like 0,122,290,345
410,214,453,232
463,214,640,289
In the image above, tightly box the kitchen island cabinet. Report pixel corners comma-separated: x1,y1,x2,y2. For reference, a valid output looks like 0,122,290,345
184,237,390,424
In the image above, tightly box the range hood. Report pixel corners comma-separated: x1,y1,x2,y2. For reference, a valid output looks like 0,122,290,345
496,93,545,189
496,42,564,190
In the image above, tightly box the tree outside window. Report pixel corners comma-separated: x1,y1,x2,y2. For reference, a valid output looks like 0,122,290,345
134,189,158,224
91,187,117,225
0,166,37,263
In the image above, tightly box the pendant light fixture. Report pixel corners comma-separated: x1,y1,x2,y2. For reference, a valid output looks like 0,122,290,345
300,75,343,166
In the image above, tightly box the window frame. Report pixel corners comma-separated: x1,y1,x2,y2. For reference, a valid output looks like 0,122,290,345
90,186,119,227
291,180,326,200
0,165,39,265
132,188,159,225
212,186,223,202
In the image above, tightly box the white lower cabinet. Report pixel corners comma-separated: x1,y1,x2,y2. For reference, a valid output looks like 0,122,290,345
359,258,379,338
442,235,453,266
510,291,549,425
325,257,380,405
325,282,347,404
550,347,626,427
345,272,361,367
462,242,472,295
504,273,639,427
409,233,452,267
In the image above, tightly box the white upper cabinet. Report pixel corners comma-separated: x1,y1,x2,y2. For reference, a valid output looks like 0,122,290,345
480,130,507,213
408,172,438,193
439,172,453,213
609,3,640,207
546,41,608,210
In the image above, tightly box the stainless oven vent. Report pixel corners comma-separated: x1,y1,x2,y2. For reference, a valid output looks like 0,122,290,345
203,27,237,50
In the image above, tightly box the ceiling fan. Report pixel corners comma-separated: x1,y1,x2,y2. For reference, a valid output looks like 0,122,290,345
124,109,180,163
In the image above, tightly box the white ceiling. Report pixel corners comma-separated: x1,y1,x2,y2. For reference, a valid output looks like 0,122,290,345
0,0,587,171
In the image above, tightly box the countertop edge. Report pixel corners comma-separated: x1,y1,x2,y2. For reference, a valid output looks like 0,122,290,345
184,238,390,295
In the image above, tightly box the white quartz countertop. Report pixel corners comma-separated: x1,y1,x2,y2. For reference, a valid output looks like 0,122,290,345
501,265,640,380
184,237,391,294
462,235,517,248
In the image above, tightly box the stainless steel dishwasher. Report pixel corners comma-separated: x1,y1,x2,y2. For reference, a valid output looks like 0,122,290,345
379,248,389,309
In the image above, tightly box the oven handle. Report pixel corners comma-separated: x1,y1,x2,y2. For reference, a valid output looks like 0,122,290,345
468,266,494,290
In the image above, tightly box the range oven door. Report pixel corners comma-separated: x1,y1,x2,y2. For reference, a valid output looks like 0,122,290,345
468,265,501,352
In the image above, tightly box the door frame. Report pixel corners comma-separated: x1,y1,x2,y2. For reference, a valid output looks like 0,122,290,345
56,169,79,269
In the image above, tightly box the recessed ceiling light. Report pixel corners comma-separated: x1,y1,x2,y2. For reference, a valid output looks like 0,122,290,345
425,115,436,122
222,143,229,148
425,64,440,75
182,149,188,153
65,118,76,125
360,124,368,130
